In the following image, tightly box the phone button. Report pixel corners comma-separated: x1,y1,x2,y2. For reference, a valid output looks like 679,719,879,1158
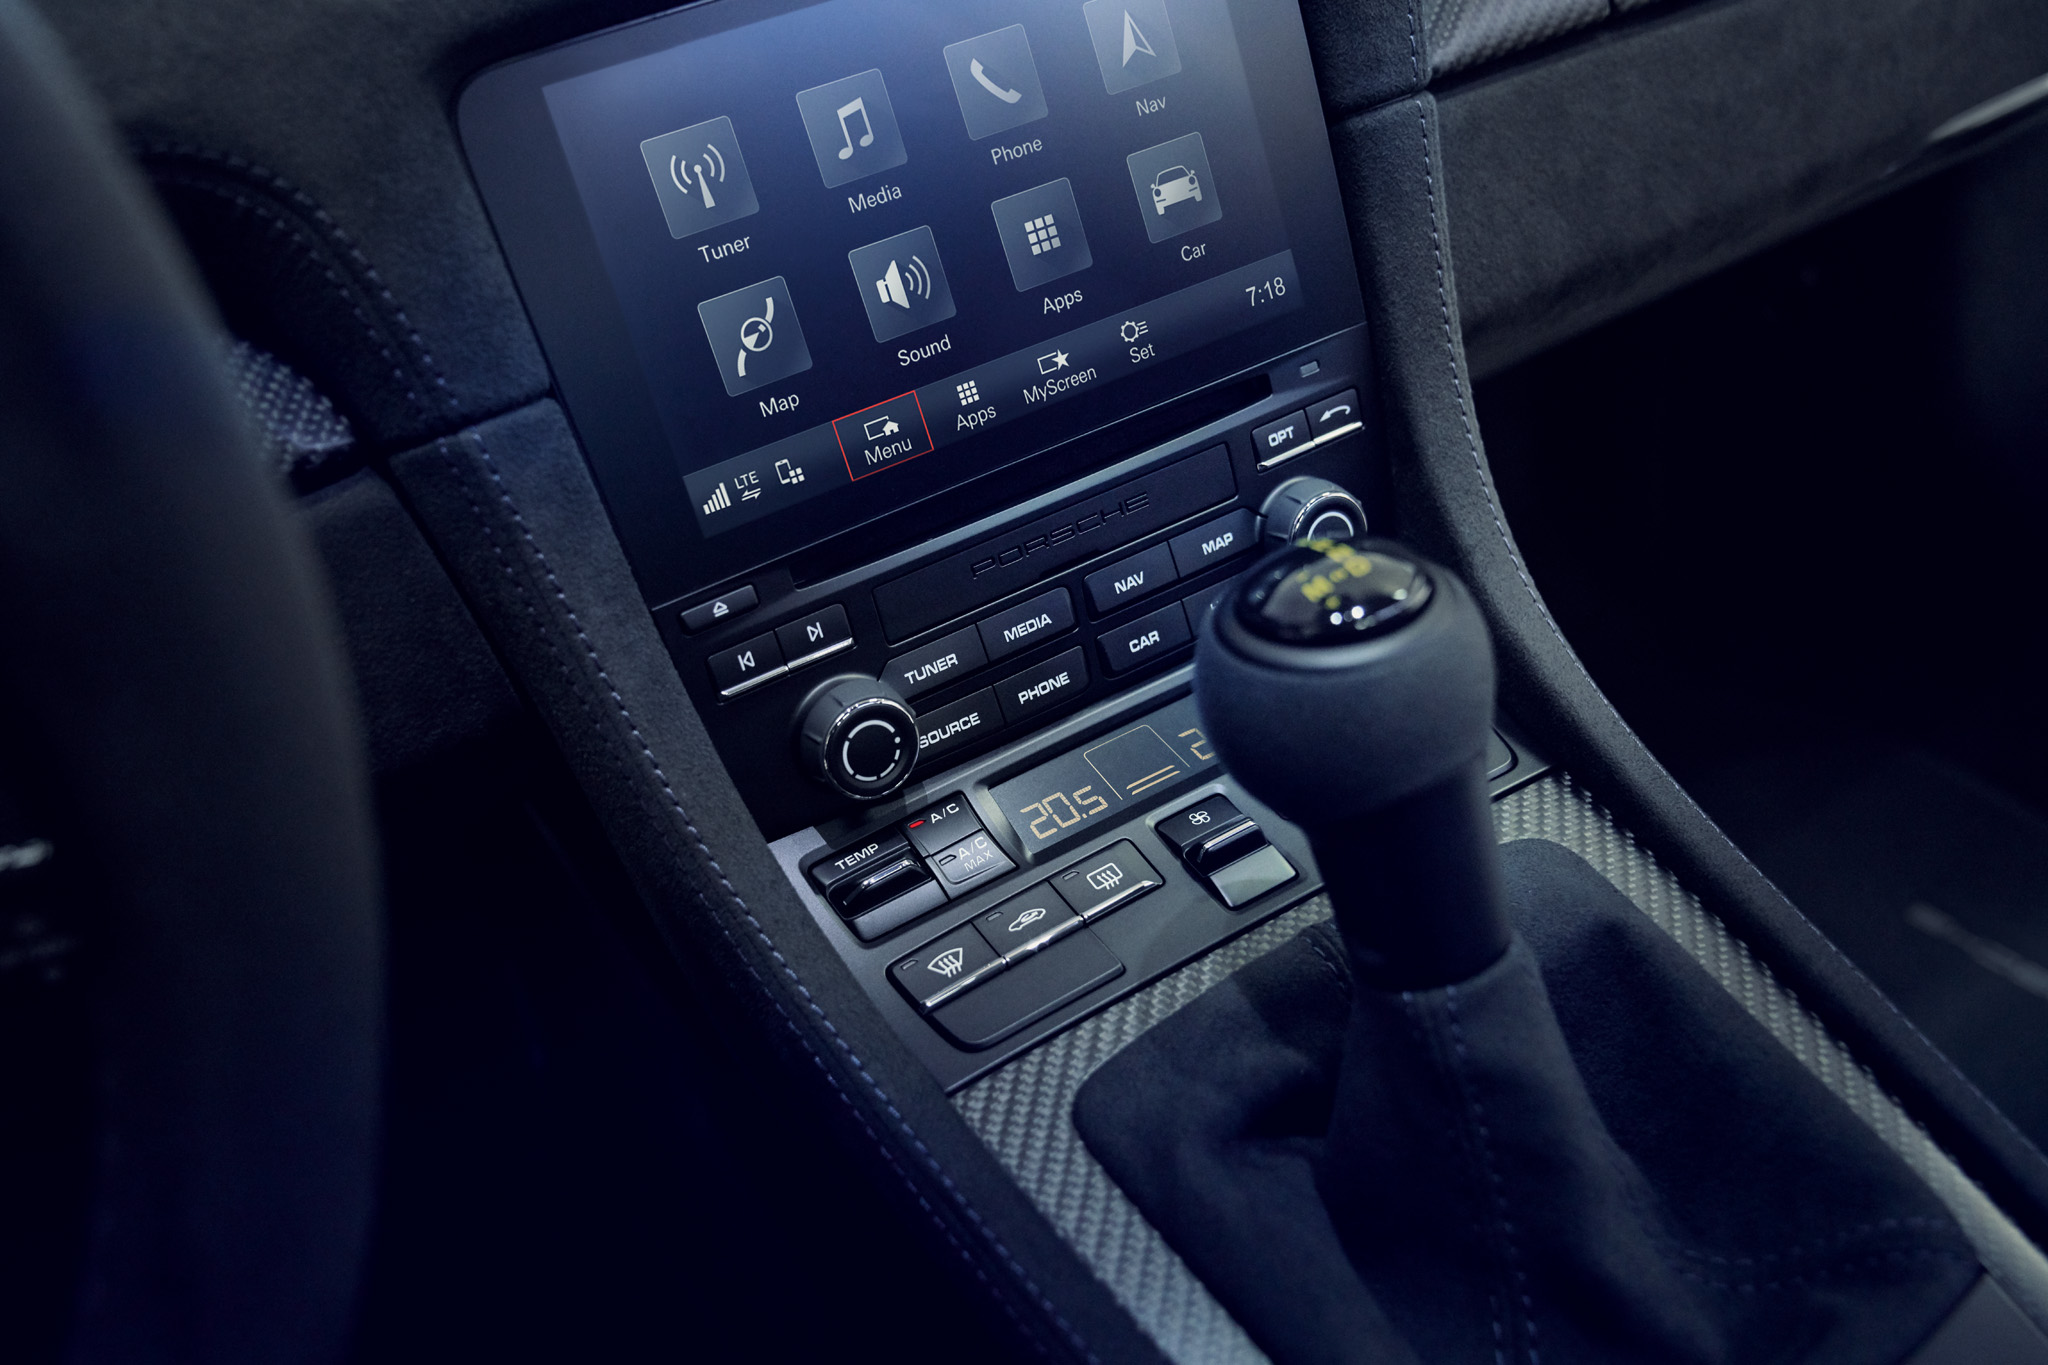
943,25,1050,140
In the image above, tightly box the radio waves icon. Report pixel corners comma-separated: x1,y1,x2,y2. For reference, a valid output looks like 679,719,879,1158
670,141,728,209
875,254,934,311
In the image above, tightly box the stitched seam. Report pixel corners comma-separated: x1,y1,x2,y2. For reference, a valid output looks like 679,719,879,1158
1302,925,1351,995
437,429,1097,1364
1443,985,1536,1365
1399,97,2031,1159
1404,0,1423,85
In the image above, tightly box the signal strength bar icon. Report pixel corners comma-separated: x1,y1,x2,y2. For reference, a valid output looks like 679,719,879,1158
702,482,732,515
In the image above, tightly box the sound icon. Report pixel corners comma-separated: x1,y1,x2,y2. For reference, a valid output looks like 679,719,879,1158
670,141,727,209
875,255,934,311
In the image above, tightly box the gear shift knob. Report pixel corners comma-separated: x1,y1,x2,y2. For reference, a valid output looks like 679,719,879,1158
1196,538,1509,988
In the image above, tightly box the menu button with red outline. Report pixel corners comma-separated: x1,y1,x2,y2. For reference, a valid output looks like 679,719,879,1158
834,392,934,480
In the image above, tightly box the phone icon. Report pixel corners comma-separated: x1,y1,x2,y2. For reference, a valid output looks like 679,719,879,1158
971,58,1023,104
944,27,1048,139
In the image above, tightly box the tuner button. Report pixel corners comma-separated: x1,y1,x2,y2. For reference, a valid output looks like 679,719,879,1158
797,677,920,801
1259,476,1367,547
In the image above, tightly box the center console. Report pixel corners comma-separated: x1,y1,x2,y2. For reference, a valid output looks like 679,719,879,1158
459,0,1474,1085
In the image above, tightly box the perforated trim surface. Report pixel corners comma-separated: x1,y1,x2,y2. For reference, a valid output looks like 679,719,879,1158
955,773,2048,1363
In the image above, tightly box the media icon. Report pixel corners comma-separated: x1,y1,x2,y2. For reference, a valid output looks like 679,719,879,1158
1126,132,1221,242
795,70,907,189
640,116,758,240
1082,0,1182,94
846,225,956,343
696,276,812,396
991,178,1092,292
943,25,1049,140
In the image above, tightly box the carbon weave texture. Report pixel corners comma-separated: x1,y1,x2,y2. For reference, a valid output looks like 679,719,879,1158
1423,0,1609,76
954,773,2048,1363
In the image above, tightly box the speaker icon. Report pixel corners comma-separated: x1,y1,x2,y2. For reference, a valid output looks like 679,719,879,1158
875,254,934,311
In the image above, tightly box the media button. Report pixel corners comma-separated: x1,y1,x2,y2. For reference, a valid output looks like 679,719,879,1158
833,392,935,481
795,69,907,189
997,646,1089,725
640,116,759,239
978,588,1075,662
943,25,1050,140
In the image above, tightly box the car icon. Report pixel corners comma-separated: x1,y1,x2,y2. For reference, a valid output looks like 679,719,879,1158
1150,164,1202,214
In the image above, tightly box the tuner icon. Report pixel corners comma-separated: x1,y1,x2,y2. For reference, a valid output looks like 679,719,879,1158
640,116,758,239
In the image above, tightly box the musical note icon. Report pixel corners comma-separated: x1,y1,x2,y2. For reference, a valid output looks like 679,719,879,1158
835,97,874,160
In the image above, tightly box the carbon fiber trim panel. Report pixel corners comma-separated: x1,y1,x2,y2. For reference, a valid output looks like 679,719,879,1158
955,773,2048,1362
1423,0,1609,76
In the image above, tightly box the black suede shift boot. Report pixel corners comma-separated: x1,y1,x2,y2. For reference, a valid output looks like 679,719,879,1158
1074,839,1978,1365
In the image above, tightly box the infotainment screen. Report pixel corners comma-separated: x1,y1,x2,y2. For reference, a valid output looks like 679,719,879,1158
461,0,1363,606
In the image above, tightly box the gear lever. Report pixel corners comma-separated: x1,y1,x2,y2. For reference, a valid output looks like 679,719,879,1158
1196,537,1508,988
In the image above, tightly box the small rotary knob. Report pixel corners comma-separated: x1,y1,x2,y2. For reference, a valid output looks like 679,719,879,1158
797,677,920,801
1259,476,1367,547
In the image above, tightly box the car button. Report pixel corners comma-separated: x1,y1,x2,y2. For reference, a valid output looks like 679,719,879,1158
978,588,1075,662
1100,600,1190,675
974,886,1081,962
1052,841,1162,920
903,793,980,858
885,624,987,699
775,604,854,670
809,829,913,890
1167,510,1255,579
1306,389,1362,441
913,688,1002,767
891,923,1003,1011
680,584,759,634
1252,410,1312,470
929,829,1014,895
1083,542,1177,615
707,630,786,696
996,647,1089,726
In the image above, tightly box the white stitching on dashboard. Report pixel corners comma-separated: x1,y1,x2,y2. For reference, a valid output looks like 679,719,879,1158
435,427,1099,1364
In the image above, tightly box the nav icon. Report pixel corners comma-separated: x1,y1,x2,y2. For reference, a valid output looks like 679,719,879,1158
1082,0,1182,94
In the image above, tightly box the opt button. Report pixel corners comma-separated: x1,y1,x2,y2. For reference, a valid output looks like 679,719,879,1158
1252,410,1312,470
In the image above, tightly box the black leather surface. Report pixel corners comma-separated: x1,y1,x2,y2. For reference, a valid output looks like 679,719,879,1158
0,0,381,1356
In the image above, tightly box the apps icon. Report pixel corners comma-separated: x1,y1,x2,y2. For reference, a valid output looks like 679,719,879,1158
640,116,759,239
1125,132,1221,242
991,179,1093,292
795,70,908,189
942,25,1049,140
696,277,812,396
1082,0,1182,95
847,226,957,343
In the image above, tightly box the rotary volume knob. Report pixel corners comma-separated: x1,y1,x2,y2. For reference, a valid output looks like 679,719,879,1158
797,677,920,801
1260,476,1368,548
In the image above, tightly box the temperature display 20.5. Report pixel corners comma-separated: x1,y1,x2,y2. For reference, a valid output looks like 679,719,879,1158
990,694,1218,851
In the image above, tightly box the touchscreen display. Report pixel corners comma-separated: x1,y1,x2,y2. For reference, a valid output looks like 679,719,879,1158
462,0,1361,602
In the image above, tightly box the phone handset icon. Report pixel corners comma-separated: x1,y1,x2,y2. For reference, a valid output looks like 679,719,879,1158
737,295,774,377
970,58,1024,104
